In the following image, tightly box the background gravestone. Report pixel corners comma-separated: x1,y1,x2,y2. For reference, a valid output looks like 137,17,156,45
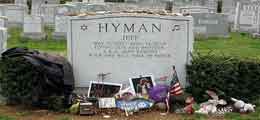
68,14,194,87
15,0,27,5
39,4,59,25
52,5,77,39
222,0,237,24
234,1,260,33
0,5,5,16
31,0,59,16
22,15,46,40
53,15,69,39
191,13,229,38
1,4,27,27
0,27,7,55
0,16,7,28
179,6,215,14
83,0,105,3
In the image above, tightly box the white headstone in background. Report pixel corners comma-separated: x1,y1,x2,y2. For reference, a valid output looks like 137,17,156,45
15,0,27,5
83,0,105,3
68,15,194,87
234,1,260,33
0,27,7,54
22,16,46,40
0,16,8,28
0,6,4,16
31,0,60,15
53,15,68,39
179,6,215,14
39,4,59,25
191,13,230,38
2,4,27,27
55,5,77,15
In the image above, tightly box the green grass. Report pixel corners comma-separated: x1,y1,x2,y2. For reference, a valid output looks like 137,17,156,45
195,32,260,59
0,115,15,120
7,27,67,56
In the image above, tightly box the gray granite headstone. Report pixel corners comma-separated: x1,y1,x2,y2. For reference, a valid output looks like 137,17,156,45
179,6,215,14
234,1,260,33
0,27,7,54
31,0,60,16
222,0,241,24
52,5,78,39
15,0,27,5
191,13,230,38
53,15,68,39
0,4,27,27
67,14,194,87
22,15,46,40
0,16,8,28
39,4,60,25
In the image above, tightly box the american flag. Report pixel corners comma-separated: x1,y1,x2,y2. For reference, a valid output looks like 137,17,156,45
169,66,183,96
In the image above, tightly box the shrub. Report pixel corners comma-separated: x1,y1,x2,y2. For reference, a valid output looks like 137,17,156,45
0,57,37,104
186,54,260,103
0,53,68,112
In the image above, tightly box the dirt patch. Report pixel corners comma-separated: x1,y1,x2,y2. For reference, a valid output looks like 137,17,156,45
0,105,224,120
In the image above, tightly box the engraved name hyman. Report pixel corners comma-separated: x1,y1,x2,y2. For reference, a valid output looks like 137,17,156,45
98,23,162,32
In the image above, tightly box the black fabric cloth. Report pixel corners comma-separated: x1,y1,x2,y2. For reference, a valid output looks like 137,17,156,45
1,47,74,106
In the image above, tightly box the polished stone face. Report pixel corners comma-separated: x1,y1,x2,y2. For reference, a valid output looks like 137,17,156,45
68,15,193,87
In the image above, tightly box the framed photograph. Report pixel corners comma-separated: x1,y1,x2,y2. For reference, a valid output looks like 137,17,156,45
129,75,155,96
88,81,122,98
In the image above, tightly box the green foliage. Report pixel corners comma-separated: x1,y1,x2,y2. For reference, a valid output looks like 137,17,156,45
225,110,260,120
186,54,260,103
48,96,66,112
0,54,65,112
0,115,15,120
0,57,37,104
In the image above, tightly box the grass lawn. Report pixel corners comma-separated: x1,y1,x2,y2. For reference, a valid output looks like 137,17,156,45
2,28,260,120
195,32,260,59
7,27,67,56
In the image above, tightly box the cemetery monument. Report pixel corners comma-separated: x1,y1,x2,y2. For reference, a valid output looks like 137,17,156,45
68,14,194,88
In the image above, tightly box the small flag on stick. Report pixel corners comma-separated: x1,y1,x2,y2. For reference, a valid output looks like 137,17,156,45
169,66,183,96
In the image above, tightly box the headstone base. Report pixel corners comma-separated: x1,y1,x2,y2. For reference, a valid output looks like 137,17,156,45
21,33,47,40
52,32,66,40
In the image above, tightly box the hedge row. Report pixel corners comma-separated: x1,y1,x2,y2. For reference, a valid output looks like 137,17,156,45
0,57,37,104
186,55,260,103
